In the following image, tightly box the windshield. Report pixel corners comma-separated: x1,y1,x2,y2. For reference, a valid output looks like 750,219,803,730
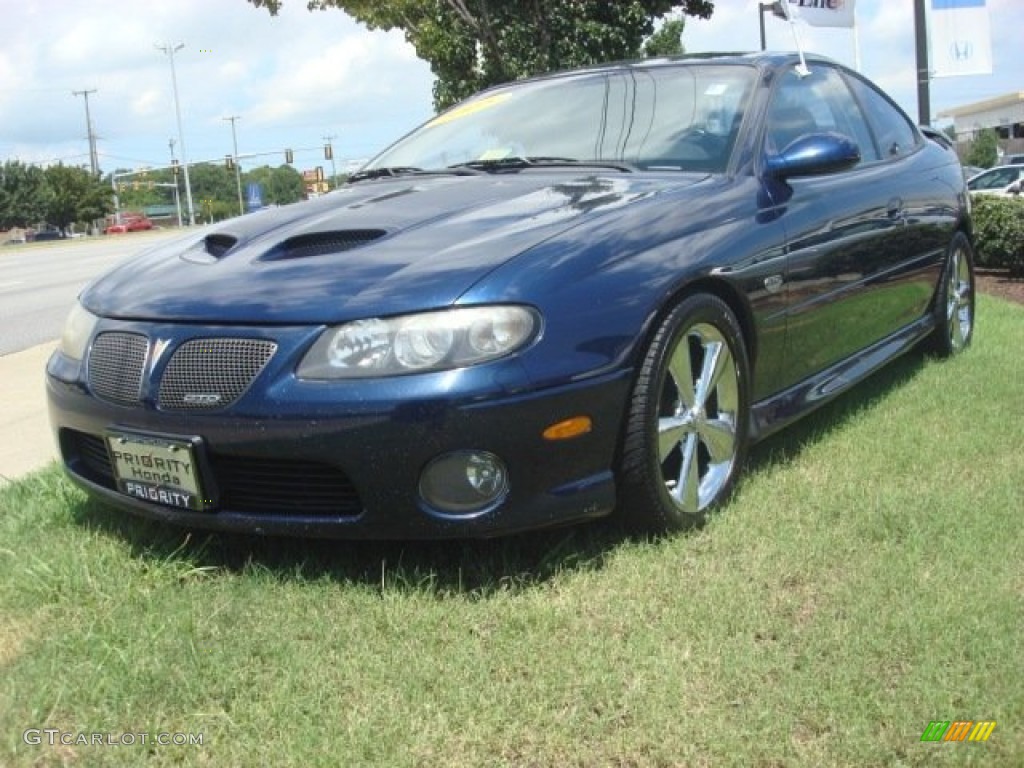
363,64,757,175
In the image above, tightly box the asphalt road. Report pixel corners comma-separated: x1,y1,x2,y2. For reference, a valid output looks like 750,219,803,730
0,230,186,356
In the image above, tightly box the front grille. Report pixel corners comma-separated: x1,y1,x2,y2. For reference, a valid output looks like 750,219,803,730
87,332,149,406
61,430,362,518
158,338,277,411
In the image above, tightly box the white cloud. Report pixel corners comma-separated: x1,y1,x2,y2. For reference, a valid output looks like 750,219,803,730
1,0,1021,168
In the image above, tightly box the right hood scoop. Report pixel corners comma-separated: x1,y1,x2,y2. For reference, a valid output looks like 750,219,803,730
261,230,387,261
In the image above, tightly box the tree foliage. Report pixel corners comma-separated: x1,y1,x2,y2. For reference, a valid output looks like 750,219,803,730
643,17,686,58
245,164,306,205
246,0,714,108
44,164,113,231
966,128,999,169
0,161,50,229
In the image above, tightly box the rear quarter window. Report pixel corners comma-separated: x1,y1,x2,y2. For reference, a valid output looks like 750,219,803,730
845,74,919,160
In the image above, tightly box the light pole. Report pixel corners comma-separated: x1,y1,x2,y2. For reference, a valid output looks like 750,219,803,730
224,116,244,215
156,43,196,226
759,2,785,51
913,0,931,126
168,138,183,228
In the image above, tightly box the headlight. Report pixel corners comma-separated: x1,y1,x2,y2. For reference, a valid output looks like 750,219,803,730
297,305,539,379
59,303,99,361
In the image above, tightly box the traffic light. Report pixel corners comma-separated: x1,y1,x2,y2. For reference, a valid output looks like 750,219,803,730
285,148,294,164
225,155,235,170
171,159,179,177
324,144,333,160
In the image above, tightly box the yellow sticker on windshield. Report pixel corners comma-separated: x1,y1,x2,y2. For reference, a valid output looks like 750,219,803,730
427,93,510,127
477,148,514,161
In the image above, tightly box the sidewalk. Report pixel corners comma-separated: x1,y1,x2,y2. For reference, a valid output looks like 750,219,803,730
0,341,59,484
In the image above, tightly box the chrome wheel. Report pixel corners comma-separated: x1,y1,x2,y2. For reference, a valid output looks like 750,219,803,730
928,232,975,358
657,323,740,514
620,293,749,531
946,241,973,351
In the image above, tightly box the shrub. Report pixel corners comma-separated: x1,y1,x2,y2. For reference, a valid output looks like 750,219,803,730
971,194,1024,274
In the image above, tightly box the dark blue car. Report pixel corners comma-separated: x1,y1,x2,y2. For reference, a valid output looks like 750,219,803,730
47,53,974,538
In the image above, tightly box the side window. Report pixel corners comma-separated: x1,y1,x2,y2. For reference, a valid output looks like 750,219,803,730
765,66,879,164
969,168,1018,190
845,74,919,160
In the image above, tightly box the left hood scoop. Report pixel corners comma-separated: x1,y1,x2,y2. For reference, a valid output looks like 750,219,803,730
260,230,387,261
181,233,239,264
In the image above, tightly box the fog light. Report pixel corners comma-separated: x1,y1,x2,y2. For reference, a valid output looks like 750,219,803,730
419,451,509,515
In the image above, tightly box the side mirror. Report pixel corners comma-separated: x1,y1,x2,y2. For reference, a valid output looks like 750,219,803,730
765,132,861,179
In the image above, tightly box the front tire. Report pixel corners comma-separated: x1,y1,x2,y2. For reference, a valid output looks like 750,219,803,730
927,231,975,357
619,294,751,532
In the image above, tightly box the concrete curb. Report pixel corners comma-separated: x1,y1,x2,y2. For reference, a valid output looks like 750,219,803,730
0,341,59,484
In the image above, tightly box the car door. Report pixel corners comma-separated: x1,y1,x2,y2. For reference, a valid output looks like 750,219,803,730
761,64,941,390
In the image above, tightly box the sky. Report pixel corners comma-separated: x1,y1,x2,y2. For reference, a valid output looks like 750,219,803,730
1,0,1021,178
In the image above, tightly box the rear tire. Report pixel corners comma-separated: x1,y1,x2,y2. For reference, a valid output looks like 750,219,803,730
927,231,975,357
618,294,750,532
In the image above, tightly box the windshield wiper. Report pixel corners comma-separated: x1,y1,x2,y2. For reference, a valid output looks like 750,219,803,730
347,166,423,183
448,157,635,173
347,166,483,184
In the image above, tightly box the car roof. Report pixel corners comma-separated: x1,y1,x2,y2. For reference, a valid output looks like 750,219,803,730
969,164,1024,177
479,51,843,89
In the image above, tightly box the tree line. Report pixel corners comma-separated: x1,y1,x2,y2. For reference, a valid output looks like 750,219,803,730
0,161,307,233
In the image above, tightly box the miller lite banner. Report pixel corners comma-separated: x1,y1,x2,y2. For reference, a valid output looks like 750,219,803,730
930,0,992,77
779,0,856,28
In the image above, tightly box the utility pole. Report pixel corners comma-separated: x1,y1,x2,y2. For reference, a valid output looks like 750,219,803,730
156,43,196,225
913,0,931,125
168,138,183,228
224,115,244,215
323,133,338,189
71,88,100,176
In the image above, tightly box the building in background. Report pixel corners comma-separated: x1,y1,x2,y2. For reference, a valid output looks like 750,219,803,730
938,91,1024,161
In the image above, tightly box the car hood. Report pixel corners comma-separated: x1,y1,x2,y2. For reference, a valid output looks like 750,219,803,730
83,172,705,324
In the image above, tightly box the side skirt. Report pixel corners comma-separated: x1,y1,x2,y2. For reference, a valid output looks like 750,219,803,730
749,315,935,442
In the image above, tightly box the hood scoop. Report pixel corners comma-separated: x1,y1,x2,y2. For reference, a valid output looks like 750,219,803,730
261,230,387,261
180,233,240,264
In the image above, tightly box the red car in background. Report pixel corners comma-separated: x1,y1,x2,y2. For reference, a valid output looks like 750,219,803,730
105,214,153,234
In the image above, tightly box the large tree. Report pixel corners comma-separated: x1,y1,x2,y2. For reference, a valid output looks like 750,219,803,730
246,1,714,108
44,164,113,232
0,160,50,229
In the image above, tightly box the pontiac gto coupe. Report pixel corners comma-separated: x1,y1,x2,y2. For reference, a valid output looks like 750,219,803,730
47,53,975,538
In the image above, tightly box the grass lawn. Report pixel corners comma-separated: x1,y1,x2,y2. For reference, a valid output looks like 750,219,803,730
1,295,1021,767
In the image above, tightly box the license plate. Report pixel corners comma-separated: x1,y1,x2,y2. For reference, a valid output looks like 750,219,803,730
106,431,209,511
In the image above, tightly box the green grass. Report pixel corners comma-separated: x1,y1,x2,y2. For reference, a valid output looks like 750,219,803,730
1,295,1021,767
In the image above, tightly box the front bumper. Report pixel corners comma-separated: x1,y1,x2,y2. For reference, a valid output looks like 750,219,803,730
46,323,632,539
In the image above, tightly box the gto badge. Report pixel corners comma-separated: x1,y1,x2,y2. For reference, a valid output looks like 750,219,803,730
764,275,784,293
183,393,222,406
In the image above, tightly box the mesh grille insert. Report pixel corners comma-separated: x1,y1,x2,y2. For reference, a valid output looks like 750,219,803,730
159,338,277,411
87,332,149,406
264,230,386,260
